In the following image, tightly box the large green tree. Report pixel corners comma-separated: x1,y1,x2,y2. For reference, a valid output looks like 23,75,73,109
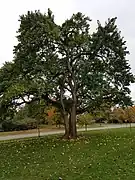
0,9,134,138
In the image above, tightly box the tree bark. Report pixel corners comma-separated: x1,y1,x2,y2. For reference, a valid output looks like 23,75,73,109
62,111,77,139
63,112,70,139
70,103,77,138
60,86,71,139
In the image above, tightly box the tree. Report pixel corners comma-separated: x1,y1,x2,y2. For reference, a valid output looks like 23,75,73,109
45,106,63,127
94,102,113,124
0,9,134,138
111,107,125,123
111,106,135,124
78,113,93,130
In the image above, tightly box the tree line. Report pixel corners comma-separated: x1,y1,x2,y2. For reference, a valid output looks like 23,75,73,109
1,102,135,132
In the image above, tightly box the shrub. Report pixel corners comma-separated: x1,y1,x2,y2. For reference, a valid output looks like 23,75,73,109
77,113,93,129
107,119,122,124
95,118,105,123
2,118,37,132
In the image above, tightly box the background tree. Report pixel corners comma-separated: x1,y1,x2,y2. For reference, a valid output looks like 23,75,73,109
111,106,135,124
78,113,93,130
45,106,63,127
94,102,114,124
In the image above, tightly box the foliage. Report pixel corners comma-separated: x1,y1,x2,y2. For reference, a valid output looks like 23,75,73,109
111,108,126,123
77,113,93,127
1,118,37,132
15,100,47,122
1,128,135,179
92,105,135,124
1,100,47,132
111,106,135,123
6,103,64,131
45,106,64,126
93,103,113,123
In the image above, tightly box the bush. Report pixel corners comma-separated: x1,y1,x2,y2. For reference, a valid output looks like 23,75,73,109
2,118,37,132
77,113,93,128
107,119,122,124
95,118,105,123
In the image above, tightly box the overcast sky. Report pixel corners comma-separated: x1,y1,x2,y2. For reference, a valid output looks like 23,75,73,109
0,0,135,100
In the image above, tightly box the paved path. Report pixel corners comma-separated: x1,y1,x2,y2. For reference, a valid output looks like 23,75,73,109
0,123,135,141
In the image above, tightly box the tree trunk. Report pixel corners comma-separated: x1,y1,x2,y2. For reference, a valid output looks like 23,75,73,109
69,114,72,137
62,111,77,139
59,71,77,138
37,126,40,137
62,112,70,139
70,103,77,138
36,120,40,137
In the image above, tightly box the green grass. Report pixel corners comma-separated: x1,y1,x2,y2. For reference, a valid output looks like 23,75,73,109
0,128,135,180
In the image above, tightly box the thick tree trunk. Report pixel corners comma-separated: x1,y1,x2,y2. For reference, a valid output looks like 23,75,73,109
62,111,77,139
70,103,77,138
59,67,77,138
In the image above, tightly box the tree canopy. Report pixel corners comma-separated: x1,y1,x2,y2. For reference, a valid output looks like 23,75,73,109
0,9,134,138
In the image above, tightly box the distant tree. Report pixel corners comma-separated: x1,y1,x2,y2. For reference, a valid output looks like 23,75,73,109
94,102,113,124
44,106,63,127
111,106,135,123
78,113,93,130
111,108,125,123
125,106,135,122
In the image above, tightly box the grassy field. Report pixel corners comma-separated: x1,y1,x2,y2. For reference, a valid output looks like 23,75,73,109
0,128,135,180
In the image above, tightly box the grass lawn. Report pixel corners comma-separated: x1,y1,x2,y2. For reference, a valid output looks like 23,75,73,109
0,128,135,180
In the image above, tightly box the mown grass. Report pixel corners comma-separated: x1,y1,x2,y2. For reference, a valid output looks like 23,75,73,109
0,128,135,180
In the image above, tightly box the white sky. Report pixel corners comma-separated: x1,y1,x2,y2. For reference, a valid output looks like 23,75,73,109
0,0,135,100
